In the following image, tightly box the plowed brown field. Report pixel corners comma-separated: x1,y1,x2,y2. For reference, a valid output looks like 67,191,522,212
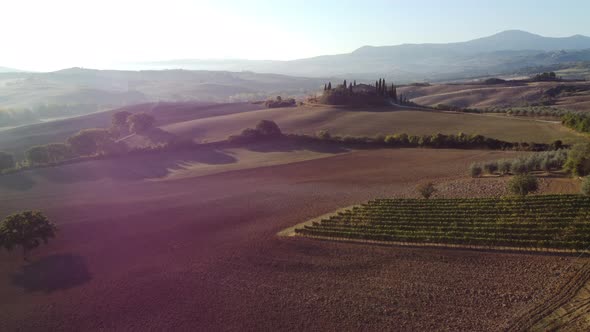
0,147,585,331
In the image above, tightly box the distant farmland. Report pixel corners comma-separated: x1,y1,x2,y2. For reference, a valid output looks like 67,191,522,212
164,105,586,144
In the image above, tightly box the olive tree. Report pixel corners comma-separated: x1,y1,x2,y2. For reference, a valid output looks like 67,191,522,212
469,163,483,177
417,182,437,199
508,174,539,196
0,211,57,260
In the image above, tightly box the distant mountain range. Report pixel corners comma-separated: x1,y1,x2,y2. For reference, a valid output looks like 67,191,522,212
142,30,590,81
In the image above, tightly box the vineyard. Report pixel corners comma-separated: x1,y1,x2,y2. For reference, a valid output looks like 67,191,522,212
295,195,590,251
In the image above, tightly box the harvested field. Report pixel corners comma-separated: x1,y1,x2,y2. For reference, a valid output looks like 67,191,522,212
400,81,590,111
163,104,585,144
0,147,585,331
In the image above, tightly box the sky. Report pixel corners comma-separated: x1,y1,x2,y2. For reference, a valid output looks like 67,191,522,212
2,0,590,71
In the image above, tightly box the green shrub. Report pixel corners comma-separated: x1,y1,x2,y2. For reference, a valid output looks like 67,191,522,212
508,174,539,196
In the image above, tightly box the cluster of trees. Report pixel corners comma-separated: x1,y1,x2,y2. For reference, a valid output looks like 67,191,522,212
564,143,590,176
0,211,56,260
228,120,283,143
562,112,590,133
319,79,409,105
264,96,296,108
469,150,568,177
23,111,156,167
374,78,398,101
533,72,561,81
313,130,558,151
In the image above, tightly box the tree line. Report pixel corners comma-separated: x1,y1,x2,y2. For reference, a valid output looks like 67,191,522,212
0,111,157,172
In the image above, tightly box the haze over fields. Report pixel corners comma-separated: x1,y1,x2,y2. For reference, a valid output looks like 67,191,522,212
3,1,590,331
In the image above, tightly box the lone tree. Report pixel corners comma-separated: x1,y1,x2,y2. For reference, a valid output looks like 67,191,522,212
0,151,15,171
508,174,539,196
0,211,57,260
582,176,590,196
417,182,437,199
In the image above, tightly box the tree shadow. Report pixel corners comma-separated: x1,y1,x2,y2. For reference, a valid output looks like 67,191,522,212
0,172,35,191
34,148,238,183
11,254,92,293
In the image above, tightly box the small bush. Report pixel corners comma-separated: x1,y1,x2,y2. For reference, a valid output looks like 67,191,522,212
508,174,539,196
417,182,437,199
469,163,483,177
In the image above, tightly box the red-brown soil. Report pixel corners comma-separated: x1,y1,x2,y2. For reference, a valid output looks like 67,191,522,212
0,148,584,331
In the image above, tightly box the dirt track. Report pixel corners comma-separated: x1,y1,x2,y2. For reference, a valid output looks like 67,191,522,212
0,148,584,331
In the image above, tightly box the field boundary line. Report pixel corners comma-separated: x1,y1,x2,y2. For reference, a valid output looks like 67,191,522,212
276,204,364,237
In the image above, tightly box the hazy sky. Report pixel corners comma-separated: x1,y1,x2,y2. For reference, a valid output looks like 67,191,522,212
3,0,590,71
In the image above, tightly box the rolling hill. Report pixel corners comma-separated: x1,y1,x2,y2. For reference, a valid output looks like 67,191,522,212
0,68,327,128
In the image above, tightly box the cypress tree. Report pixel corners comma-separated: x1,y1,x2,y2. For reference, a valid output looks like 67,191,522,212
349,83,353,94
353,80,356,86
324,84,327,91
375,80,379,92
343,80,347,88
328,82,332,90
392,85,397,102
